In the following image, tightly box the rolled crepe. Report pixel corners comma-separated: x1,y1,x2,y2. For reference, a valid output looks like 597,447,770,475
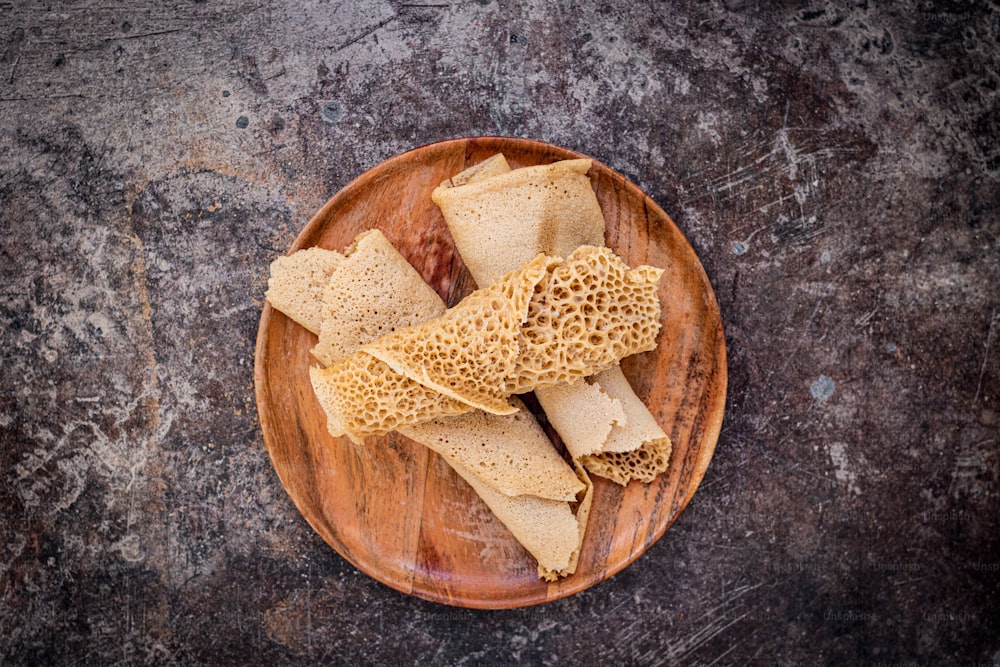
432,156,673,485
433,157,605,286
266,230,590,579
310,245,663,441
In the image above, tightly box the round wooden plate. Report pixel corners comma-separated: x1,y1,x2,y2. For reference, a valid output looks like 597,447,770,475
254,137,727,608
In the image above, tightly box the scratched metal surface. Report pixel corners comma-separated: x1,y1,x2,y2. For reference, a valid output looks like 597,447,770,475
1,1,998,664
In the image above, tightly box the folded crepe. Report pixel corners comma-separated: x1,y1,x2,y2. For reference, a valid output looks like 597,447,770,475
266,230,591,579
310,244,663,441
432,155,673,485
264,246,344,334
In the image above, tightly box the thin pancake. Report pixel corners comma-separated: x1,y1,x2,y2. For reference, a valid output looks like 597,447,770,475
431,159,606,287
434,155,673,485
312,230,446,367
315,246,662,439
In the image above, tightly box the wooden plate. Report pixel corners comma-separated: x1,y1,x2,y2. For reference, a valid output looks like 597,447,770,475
254,137,727,608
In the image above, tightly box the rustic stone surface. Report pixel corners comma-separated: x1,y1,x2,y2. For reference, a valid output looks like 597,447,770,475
1,1,998,664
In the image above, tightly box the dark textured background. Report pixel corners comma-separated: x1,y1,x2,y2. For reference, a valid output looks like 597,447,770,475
2,1,998,664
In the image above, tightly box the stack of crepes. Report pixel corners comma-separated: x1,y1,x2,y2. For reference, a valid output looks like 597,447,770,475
431,154,674,486
266,231,600,579
264,156,669,580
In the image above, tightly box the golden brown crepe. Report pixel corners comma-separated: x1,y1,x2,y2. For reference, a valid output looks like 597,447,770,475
310,245,663,441
433,156,673,485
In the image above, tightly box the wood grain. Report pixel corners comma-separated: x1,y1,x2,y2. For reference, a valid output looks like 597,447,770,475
253,137,727,608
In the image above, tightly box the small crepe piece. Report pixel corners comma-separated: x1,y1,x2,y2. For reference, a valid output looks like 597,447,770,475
264,247,344,334
312,246,663,441
431,158,606,287
434,155,673,485
272,230,589,578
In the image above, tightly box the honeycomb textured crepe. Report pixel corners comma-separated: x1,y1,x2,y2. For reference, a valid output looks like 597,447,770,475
365,253,553,415
310,245,663,441
505,248,664,393
264,247,344,334
310,353,473,441
267,229,588,578
434,155,673,485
